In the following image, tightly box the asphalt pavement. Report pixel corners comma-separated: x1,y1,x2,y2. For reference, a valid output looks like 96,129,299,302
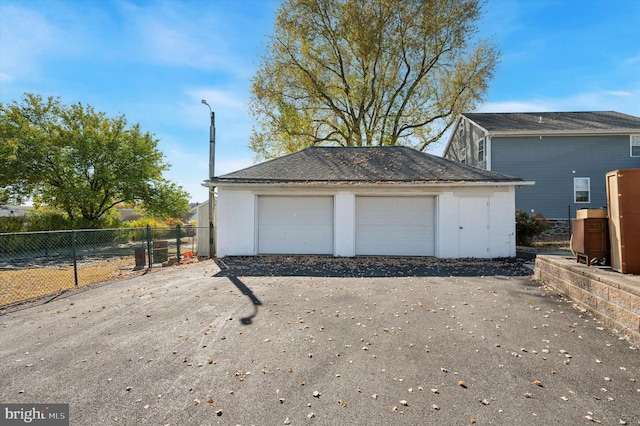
1,257,638,425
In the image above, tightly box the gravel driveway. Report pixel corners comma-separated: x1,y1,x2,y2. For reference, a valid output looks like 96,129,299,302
1,257,638,425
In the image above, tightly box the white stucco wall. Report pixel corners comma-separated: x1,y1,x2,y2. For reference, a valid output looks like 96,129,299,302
214,184,517,258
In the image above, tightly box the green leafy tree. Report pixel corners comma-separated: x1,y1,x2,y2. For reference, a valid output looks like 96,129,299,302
250,0,499,160
0,93,190,227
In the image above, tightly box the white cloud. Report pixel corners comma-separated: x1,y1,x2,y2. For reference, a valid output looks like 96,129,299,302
178,88,250,130
193,89,247,110
623,54,640,65
0,5,63,81
605,90,632,97
476,100,555,113
119,1,258,77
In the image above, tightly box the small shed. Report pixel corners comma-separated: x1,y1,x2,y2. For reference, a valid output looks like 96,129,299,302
205,146,533,258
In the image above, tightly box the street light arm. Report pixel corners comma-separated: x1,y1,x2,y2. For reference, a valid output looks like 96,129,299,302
201,99,217,257
201,99,215,124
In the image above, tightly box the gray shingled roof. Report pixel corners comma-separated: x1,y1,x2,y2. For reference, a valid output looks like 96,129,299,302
212,146,524,184
464,111,640,133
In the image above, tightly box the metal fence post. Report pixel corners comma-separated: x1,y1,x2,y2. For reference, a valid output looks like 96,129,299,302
72,230,79,287
176,224,181,261
146,225,152,269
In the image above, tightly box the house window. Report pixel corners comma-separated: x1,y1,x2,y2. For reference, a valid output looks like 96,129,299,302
631,135,640,157
574,177,590,203
460,148,466,164
459,122,465,137
478,138,485,162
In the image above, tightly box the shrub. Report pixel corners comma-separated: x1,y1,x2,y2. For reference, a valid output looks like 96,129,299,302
0,216,28,233
24,209,71,231
515,209,549,246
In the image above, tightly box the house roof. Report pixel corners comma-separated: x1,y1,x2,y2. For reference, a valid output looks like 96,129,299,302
210,146,526,185
463,111,640,134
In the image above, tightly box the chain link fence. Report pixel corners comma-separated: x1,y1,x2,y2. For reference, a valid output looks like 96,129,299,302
0,225,212,309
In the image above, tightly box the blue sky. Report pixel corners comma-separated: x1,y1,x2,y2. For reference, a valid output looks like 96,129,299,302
1,0,639,204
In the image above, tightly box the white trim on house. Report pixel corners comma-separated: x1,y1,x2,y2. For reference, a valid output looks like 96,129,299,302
574,177,591,203
477,137,486,162
631,135,640,157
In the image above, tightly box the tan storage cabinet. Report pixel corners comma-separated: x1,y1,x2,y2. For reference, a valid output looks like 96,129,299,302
606,168,640,274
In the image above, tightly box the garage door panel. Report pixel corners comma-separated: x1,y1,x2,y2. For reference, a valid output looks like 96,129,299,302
356,197,435,256
258,196,333,254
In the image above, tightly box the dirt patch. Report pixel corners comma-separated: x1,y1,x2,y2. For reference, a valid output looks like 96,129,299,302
0,257,142,307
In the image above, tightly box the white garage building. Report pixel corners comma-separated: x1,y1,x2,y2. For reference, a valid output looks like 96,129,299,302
205,146,533,258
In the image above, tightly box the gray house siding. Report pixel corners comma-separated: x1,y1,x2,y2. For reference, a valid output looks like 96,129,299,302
444,117,488,169
491,135,640,219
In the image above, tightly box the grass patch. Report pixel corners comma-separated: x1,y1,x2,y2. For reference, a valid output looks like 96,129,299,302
530,240,571,251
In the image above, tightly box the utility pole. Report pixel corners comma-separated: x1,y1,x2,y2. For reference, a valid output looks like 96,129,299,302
201,99,216,257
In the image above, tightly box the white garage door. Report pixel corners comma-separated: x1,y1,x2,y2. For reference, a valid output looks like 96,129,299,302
356,197,435,256
258,196,334,254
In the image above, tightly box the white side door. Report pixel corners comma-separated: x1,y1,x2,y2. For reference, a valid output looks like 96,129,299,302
458,196,490,258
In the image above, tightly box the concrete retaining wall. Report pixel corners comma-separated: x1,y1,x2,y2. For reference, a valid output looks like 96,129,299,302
534,255,640,344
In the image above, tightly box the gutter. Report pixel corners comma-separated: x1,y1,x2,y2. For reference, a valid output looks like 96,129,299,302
204,180,535,190
488,129,640,138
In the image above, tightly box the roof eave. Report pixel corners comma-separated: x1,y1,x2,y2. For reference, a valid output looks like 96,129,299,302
204,180,534,189
489,129,640,137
